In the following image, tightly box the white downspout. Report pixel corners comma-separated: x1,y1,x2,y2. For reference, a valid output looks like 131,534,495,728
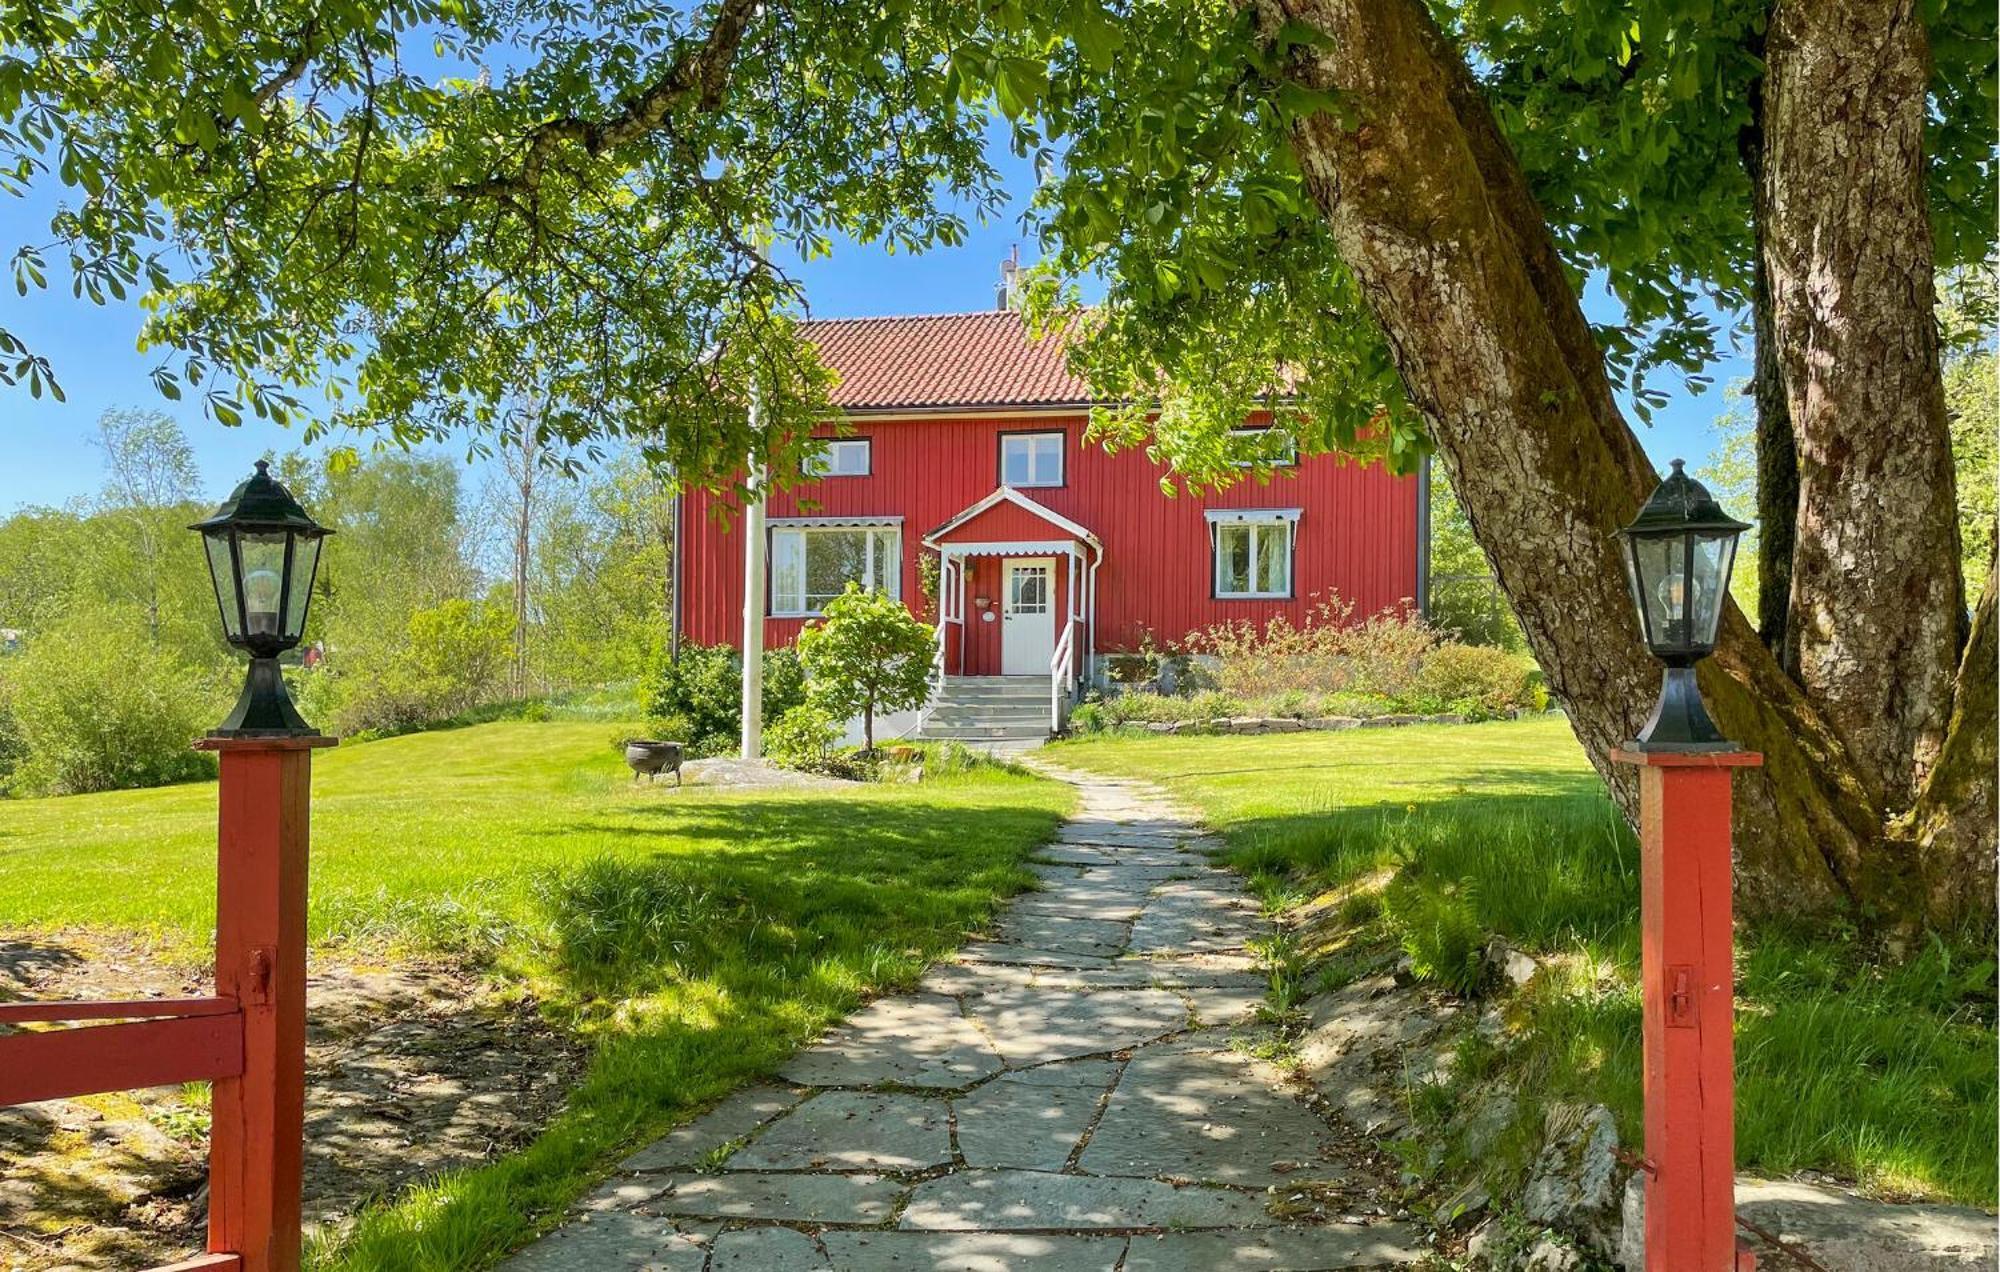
739,385,767,761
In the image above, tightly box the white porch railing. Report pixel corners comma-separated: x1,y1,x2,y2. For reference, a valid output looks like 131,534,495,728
917,619,948,735
1050,619,1077,734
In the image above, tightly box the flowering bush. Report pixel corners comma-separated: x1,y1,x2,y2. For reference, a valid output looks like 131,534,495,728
1192,598,1438,701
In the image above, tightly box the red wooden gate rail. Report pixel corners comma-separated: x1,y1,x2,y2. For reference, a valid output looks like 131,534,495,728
0,736,332,1272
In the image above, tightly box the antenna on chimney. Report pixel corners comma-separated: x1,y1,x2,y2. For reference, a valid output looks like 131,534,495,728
996,245,1021,311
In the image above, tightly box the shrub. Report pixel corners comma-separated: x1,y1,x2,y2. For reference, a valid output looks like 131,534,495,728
641,643,807,756
1415,643,1538,717
796,584,934,751
765,703,842,772
6,618,223,794
1194,597,1438,701
1068,701,1108,734
319,597,515,735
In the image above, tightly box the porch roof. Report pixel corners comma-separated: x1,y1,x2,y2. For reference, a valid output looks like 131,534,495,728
922,487,1103,556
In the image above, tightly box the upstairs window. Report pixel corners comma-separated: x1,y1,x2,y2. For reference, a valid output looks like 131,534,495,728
805,438,871,478
1000,431,1065,488
1208,510,1299,599
771,522,901,616
1229,428,1298,468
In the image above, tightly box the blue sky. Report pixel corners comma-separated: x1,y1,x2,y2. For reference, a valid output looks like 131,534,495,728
0,148,1745,514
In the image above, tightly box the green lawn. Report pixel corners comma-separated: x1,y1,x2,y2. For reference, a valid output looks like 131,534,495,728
1049,717,1998,1208
0,722,1073,1268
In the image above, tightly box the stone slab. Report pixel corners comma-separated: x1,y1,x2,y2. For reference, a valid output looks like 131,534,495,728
498,1212,714,1271
964,986,1189,1065
1078,1045,1339,1186
996,912,1133,957
959,942,1117,970
900,1169,1274,1232
1180,983,1269,1027
639,1172,906,1225
621,1084,804,1172
995,1056,1124,1087
1620,1176,2000,1271
1129,884,1267,955
780,993,1002,1089
728,1090,952,1171
1006,891,1148,922
709,1225,831,1271
953,1073,1110,1170
1120,1225,1428,1269
819,1230,1127,1271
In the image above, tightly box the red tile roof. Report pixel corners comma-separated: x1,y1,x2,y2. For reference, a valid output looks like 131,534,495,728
802,310,1091,413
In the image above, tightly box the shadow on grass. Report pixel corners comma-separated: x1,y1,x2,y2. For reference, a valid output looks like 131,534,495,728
312,782,1064,1272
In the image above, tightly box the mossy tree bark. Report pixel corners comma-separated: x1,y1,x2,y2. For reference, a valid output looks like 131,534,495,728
1267,0,1991,927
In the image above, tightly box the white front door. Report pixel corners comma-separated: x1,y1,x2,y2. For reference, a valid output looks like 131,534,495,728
1001,557,1057,675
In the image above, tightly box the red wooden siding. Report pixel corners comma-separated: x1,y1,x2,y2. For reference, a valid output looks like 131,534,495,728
679,413,1418,657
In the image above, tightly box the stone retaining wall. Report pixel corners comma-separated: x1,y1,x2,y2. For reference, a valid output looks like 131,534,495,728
1133,708,1541,736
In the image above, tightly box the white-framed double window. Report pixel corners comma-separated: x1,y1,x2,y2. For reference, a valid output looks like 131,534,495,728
1208,509,1299,599
1228,428,1298,468
1000,431,1065,488
770,520,901,616
805,437,871,478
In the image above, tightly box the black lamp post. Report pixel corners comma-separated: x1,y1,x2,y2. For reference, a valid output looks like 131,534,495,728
191,460,334,737
1615,458,1751,752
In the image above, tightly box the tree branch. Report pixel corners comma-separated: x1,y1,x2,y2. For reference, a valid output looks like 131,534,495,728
452,0,763,198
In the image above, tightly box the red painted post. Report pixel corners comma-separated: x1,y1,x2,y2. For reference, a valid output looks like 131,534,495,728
1613,747,1761,1272
196,735,335,1272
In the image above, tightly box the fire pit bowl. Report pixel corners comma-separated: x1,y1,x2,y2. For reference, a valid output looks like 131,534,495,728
623,739,684,784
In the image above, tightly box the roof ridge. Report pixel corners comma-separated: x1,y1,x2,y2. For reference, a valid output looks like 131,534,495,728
800,310,1023,326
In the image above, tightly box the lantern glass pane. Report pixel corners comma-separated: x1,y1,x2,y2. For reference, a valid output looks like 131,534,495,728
238,532,289,640
1632,534,1692,649
204,531,243,640
1690,531,1735,647
286,535,322,640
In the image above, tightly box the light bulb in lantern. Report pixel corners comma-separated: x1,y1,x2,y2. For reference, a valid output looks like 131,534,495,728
245,568,283,637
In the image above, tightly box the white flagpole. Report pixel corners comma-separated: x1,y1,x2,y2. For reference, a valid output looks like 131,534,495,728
739,379,767,761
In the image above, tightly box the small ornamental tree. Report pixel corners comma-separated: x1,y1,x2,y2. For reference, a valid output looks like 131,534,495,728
796,584,935,752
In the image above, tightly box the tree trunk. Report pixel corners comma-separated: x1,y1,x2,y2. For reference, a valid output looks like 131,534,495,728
1737,63,1799,658
1898,558,1996,926
1269,0,1970,923
1761,0,1967,811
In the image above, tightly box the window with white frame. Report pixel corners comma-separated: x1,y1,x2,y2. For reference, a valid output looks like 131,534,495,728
1000,432,1064,487
1228,428,1298,468
804,438,871,477
770,523,901,615
1210,511,1298,599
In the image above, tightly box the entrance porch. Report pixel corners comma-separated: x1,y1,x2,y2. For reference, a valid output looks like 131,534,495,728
919,488,1103,735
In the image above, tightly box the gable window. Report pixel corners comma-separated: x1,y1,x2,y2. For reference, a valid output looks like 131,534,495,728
1229,428,1298,468
805,438,871,477
770,521,901,616
1208,510,1299,599
1000,432,1065,488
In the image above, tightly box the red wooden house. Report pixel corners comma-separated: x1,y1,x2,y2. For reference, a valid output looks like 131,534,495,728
675,309,1427,740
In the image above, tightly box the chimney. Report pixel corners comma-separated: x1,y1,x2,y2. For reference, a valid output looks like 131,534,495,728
996,245,1021,311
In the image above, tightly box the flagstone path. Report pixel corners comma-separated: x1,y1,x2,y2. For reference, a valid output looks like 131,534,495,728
503,761,1426,1271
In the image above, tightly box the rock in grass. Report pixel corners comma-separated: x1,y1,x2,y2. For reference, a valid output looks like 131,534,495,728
1521,1104,1625,1259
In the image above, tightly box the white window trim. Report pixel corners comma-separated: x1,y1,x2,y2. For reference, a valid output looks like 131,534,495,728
1000,431,1065,488
805,437,871,478
1228,427,1298,467
770,522,902,617
1207,510,1299,600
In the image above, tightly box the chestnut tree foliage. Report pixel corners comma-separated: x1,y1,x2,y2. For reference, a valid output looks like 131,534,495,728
2,0,1993,923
